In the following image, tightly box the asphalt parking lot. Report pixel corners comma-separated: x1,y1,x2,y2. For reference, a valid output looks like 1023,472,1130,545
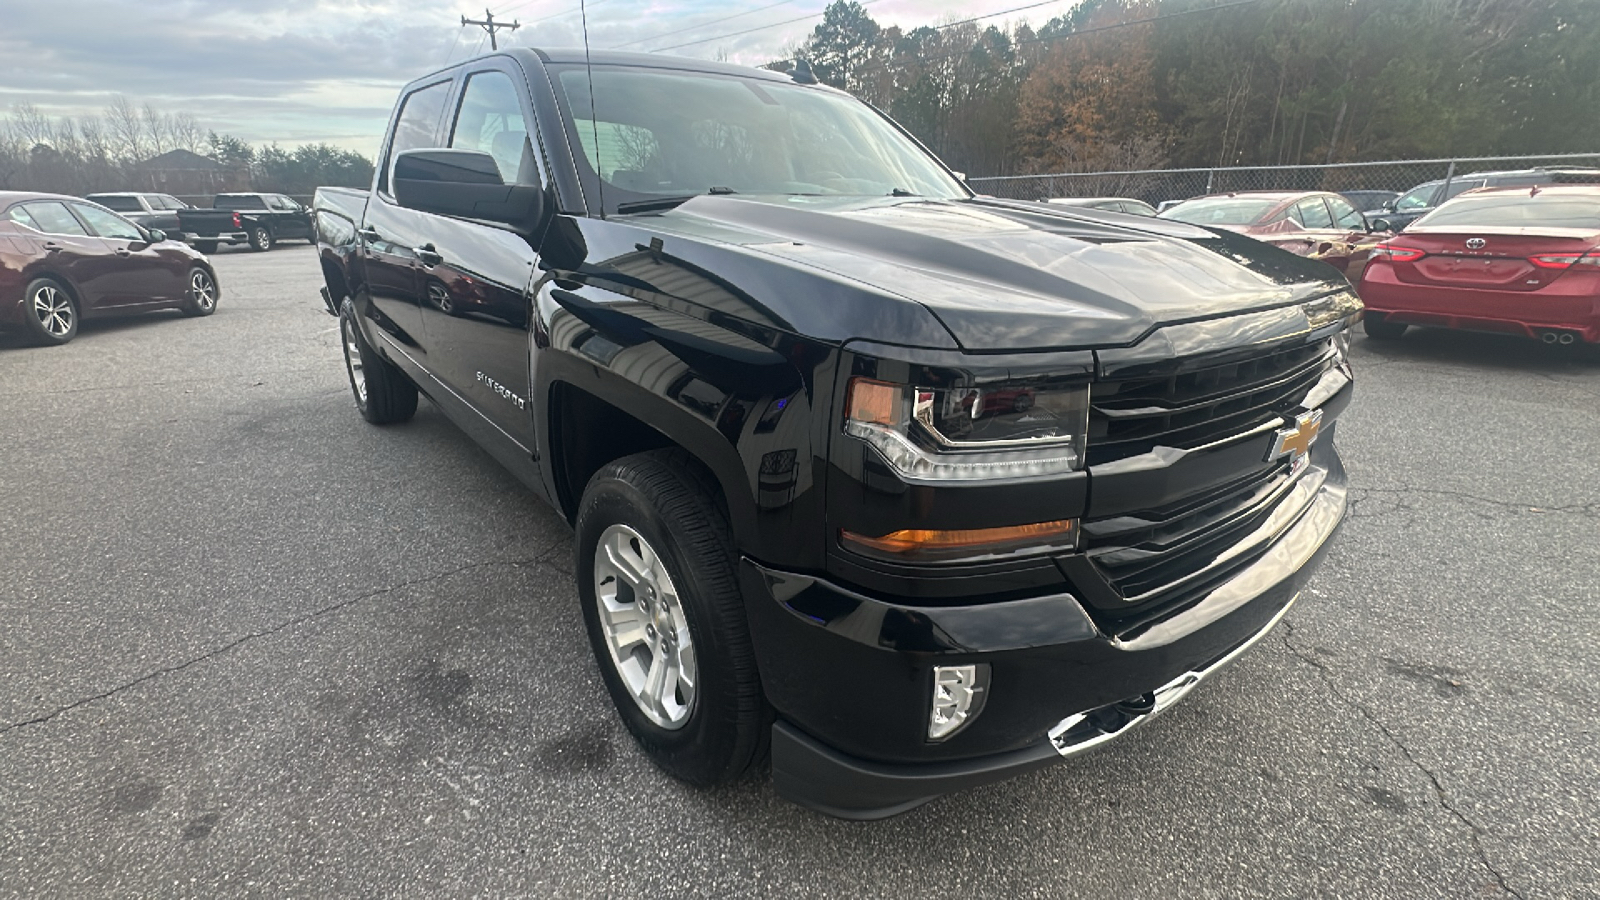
2,247,1597,899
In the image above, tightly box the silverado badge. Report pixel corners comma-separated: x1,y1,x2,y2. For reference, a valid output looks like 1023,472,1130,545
1268,409,1323,466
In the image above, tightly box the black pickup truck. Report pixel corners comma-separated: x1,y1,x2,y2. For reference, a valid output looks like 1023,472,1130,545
178,192,313,253
315,49,1357,819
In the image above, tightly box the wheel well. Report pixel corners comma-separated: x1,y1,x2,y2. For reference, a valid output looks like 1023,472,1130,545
550,382,724,524
31,272,82,308
322,260,349,303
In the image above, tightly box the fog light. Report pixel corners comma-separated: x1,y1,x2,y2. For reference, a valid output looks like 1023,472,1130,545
930,664,989,741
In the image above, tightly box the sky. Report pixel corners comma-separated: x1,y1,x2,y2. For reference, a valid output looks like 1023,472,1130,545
0,0,1082,157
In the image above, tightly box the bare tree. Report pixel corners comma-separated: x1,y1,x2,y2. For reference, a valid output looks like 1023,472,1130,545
105,94,146,162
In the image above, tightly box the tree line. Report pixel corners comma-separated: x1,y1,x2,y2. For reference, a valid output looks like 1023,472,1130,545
773,0,1600,177
0,96,373,197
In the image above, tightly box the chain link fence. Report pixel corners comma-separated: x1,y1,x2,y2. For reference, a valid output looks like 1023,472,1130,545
969,153,1600,209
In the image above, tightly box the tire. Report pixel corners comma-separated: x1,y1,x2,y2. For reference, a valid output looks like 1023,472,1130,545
338,298,417,424
1363,314,1407,340
194,240,218,255
576,449,769,786
180,266,218,317
248,226,274,252
21,278,79,346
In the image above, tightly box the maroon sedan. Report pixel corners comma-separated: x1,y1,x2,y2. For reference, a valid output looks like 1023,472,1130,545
1159,190,1385,280
0,191,219,346
1359,184,1600,345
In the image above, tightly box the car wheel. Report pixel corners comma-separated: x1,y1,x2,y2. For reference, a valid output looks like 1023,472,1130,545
194,240,218,255
576,449,769,786
248,226,274,252
22,278,79,346
181,266,218,317
339,298,417,424
1363,314,1407,340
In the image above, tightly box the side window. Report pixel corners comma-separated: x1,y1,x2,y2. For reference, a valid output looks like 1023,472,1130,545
74,204,144,240
19,201,89,236
381,80,452,196
1327,196,1364,229
1443,179,1485,200
1296,198,1335,229
6,205,41,230
266,195,292,211
450,70,536,185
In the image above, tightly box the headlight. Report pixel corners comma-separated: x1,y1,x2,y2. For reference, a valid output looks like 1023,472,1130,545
1303,289,1363,329
843,377,1089,481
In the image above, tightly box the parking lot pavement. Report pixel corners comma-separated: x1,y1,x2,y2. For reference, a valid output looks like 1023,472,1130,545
2,248,1596,899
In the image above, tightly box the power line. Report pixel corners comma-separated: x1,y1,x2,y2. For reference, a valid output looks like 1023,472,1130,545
647,0,887,54
614,0,801,51
462,7,521,51
921,0,1077,35
443,24,467,64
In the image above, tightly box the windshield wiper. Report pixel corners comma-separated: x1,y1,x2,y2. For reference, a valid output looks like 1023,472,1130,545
890,188,918,197
614,187,738,216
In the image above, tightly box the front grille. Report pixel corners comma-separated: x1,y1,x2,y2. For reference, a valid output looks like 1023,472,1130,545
1083,462,1295,606
1087,339,1335,466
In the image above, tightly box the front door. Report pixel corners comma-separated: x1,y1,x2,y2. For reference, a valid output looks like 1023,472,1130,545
70,202,184,305
413,64,544,452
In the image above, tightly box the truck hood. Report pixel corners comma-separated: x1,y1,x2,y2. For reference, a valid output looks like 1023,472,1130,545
645,194,1344,350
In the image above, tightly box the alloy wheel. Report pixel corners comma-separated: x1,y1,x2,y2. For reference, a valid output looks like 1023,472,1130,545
190,270,216,311
593,523,697,729
32,285,73,337
341,317,367,405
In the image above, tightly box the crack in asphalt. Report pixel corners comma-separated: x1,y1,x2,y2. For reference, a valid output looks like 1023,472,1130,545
0,551,558,735
1347,485,1600,519
1280,621,1528,900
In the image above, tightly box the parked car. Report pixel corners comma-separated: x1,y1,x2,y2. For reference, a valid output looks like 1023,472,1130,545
0,191,218,345
1359,184,1600,345
1369,167,1600,231
1043,196,1158,215
316,48,1357,819
1338,189,1398,213
83,192,193,237
176,192,313,253
1159,190,1385,280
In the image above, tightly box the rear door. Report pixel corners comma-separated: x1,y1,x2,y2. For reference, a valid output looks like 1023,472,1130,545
10,200,116,309
362,77,454,352
70,202,184,304
417,61,544,451
1327,194,1376,282
267,194,312,239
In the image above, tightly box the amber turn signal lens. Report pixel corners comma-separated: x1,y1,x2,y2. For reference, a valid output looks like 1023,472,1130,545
846,377,902,427
841,519,1077,562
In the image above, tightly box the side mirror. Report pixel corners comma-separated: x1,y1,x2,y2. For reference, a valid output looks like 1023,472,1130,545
952,171,968,183
145,228,166,243
394,149,545,235
1368,217,1392,233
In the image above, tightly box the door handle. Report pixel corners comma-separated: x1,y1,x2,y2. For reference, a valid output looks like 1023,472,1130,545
43,242,63,253
414,243,442,267
116,248,131,257
358,227,380,243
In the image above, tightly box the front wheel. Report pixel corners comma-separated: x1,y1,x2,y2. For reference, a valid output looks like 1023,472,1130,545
180,266,218,317
576,450,769,786
339,299,417,424
248,226,274,252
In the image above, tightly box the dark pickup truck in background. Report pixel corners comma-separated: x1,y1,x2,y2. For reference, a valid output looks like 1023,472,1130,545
83,192,193,238
178,192,312,252
316,48,1357,819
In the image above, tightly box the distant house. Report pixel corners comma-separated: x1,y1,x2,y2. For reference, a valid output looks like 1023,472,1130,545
134,148,246,195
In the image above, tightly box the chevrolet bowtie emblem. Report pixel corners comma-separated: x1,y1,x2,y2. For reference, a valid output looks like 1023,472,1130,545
1268,410,1323,464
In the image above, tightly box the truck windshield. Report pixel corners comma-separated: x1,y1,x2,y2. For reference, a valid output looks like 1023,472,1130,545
214,196,267,210
552,64,967,213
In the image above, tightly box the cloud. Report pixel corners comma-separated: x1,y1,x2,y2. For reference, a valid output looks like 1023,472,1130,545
2,0,1077,155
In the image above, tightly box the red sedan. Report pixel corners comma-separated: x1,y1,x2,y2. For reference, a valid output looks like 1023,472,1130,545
1358,185,1600,345
1,191,219,346
1159,190,1386,280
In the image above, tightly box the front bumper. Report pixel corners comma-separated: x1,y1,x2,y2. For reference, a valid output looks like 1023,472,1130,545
744,446,1346,819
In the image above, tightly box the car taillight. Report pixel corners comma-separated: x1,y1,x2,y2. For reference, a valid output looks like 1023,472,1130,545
1372,243,1425,262
232,212,242,228
1529,252,1600,269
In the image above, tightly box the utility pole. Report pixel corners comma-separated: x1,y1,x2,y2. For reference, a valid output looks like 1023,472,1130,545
462,8,519,52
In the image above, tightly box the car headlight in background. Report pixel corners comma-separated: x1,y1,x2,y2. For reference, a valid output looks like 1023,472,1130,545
843,377,1089,482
